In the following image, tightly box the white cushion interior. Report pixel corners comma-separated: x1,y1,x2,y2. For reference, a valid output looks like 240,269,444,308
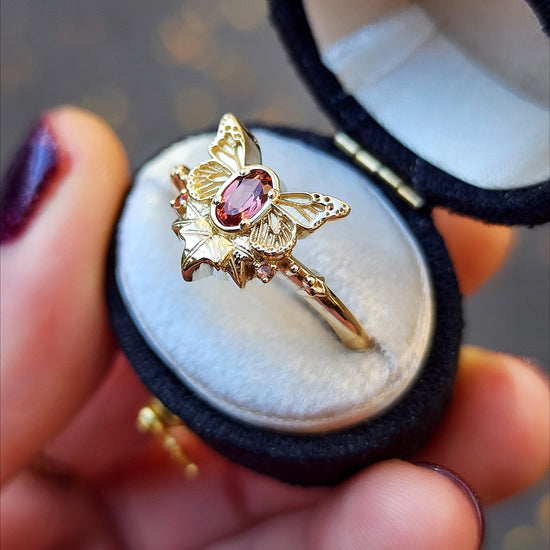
116,131,434,433
322,5,550,190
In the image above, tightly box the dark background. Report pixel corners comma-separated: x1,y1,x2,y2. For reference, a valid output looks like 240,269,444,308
1,1,548,548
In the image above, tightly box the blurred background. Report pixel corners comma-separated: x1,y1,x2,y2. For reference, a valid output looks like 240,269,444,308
1,1,548,548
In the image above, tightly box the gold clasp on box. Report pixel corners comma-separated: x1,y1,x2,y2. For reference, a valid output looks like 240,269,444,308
136,398,199,478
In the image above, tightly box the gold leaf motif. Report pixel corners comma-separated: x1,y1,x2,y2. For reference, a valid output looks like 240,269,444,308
172,200,253,287
187,160,231,201
173,202,235,280
223,244,255,288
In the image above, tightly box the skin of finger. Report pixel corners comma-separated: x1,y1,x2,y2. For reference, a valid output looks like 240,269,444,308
0,460,323,550
93,453,328,550
432,207,514,295
0,106,129,484
0,471,119,550
43,354,247,478
416,346,550,504
205,460,480,550
43,354,151,477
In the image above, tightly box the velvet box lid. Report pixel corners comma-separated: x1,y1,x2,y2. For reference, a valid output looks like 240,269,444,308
107,0,550,486
269,0,550,225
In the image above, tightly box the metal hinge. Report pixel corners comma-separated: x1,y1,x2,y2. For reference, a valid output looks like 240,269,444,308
334,132,425,209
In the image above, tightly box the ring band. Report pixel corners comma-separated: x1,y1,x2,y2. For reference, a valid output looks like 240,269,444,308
170,114,370,350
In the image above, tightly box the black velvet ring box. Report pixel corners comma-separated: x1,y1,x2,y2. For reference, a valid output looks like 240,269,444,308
107,0,550,485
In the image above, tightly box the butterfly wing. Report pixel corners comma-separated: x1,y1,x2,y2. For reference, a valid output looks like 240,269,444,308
249,193,350,255
186,113,261,202
210,113,261,172
249,209,297,256
274,192,350,234
187,160,231,201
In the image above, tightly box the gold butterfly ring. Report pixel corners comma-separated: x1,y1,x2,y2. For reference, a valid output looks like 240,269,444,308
170,114,370,350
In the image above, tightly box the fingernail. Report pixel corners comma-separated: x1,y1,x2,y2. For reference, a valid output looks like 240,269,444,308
510,354,548,373
416,462,485,549
504,354,550,388
0,116,66,244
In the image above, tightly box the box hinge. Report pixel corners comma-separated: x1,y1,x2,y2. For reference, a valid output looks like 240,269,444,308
334,132,425,210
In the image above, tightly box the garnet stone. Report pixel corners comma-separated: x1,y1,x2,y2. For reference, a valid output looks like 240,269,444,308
215,168,273,228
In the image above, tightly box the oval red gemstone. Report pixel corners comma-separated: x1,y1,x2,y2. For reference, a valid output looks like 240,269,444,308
215,168,273,227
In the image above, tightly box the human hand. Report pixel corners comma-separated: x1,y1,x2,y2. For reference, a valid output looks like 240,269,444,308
1,107,548,550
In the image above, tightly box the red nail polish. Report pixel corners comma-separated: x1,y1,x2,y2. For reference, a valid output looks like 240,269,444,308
415,462,485,549
0,117,65,244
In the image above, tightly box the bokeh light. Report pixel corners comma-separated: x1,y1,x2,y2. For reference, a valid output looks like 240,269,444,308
174,85,219,131
81,86,130,129
219,0,268,31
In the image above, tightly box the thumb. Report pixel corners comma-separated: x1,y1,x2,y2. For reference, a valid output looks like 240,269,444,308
0,106,129,483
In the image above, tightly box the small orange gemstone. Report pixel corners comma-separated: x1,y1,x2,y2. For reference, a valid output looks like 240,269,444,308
174,192,188,207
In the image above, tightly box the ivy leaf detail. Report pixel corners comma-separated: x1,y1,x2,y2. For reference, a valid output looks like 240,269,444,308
172,201,252,287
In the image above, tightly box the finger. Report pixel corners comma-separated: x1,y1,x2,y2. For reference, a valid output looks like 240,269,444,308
43,353,151,477
38,351,221,479
95,457,326,550
204,461,481,550
417,346,550,504
0,470,119,550
432,208,514,295
43,360,240,480
0,106,129,483
0,447,481,550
